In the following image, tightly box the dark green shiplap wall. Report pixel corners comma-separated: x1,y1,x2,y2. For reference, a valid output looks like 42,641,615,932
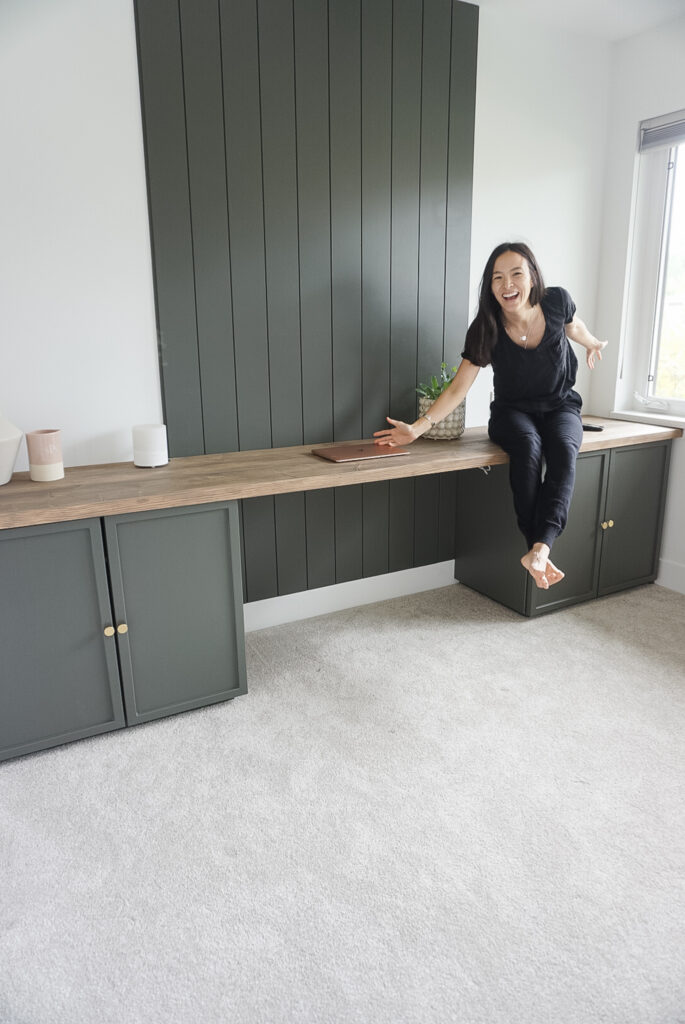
134,0,478,601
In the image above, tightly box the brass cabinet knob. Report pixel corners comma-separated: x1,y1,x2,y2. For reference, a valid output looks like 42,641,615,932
117,624,129,635
601,521,608,530
608,519,614,528
104,626,115,638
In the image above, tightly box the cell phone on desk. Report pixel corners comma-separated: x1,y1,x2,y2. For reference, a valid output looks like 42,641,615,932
582,423,604,431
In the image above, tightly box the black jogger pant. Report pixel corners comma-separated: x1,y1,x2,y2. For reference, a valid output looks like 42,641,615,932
488,398,583,550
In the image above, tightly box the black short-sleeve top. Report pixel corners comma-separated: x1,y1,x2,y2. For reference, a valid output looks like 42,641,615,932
462,286,580,414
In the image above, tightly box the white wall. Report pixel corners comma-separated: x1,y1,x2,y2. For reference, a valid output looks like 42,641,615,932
1,0,612,461
590,14,685,594
2,1,681,616
465,9,611,426
0,0,161,471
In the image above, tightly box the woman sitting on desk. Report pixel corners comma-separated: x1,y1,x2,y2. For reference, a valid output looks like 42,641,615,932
373,241,608,590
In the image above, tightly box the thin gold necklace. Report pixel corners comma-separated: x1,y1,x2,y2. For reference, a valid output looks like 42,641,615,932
504,306,538,348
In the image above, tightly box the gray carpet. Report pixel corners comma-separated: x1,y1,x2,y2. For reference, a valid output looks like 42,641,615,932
1,583,684,1024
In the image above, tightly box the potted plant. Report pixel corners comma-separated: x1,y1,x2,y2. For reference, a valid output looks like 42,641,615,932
416,362,465,439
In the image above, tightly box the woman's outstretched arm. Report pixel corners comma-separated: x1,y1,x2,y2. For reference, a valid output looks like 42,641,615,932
373,359,481,447
566,316,608,369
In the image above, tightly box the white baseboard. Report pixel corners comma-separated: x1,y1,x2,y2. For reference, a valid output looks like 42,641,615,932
243,561,456,632
656,558,685,596
243,555,684,632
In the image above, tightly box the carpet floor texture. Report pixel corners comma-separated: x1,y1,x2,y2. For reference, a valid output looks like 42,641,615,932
1,582,684,1024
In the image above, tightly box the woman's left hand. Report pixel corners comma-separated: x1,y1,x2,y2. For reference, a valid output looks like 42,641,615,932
586,339,608,369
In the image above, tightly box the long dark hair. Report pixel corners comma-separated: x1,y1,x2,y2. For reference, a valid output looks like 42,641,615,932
464,242,546,365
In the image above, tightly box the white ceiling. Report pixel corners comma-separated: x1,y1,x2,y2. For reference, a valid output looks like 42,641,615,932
473,0,685,41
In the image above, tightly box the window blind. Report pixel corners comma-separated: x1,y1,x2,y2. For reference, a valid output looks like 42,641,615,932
640,109,685,151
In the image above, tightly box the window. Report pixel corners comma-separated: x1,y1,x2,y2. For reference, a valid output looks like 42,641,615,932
621,109,685,420
649,143,685,402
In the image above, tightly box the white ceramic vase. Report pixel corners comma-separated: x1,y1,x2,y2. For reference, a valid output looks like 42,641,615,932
0,414,23,485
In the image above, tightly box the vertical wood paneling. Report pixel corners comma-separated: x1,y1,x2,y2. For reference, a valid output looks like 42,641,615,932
294,0,336,590
135,0,203,457
259,0,307,594
389,0,423,423
240,494,278,601
330,0,363,583
294,0,333,445
388,478,414,573
179,0,238,455
388,0,423,572
259,0,303,446
438,471,458,561
220,0,270,450
220,0,276,600
417,0,452,386
361,0,392,579
135,0,477,601
361,479,389,579
414,0,452,568
275,491,307,595
329,0,363,442
305,487,336,590
413,474,441,566
361,0,392,439
444,0,478,347
438,0,477,568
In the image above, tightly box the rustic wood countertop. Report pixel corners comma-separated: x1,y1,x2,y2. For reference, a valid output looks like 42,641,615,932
0,417,681,530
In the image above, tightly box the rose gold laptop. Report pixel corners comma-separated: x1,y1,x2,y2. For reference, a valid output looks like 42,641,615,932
312,442,411,462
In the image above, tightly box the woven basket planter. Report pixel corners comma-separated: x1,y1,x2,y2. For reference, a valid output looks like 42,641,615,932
418,395,465,440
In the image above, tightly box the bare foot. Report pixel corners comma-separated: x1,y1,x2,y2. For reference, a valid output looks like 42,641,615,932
521,544,551,589
544,560,565,586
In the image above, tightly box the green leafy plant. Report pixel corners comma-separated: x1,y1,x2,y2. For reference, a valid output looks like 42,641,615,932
416,362,458,401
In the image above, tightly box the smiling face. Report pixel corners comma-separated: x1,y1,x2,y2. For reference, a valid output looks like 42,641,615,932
491,251,534,315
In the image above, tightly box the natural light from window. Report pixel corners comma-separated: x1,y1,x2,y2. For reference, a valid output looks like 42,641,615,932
651,144,685,402
620,110,685,422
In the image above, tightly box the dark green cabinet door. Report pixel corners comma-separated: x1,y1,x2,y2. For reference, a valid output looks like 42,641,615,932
0,519,125,762
598,442,671,595
454,463,528,614
454,452,608,617
104,502,247,725
454,442,671,617
528,451,607,615
541,442,671,607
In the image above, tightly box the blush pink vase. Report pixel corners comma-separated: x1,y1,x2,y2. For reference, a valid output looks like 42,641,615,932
26,429,65,482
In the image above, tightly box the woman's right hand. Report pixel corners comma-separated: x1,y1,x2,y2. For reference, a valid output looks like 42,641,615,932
373,417,421,447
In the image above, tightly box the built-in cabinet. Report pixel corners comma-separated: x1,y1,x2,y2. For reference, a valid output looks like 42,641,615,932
0,502,246,762
454,441,672,617
0,430,678,762
0,518,126,761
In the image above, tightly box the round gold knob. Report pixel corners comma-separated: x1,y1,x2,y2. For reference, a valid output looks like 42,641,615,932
104,626,115,638
117,624,129,635
608,519,614,528
601,521,608,530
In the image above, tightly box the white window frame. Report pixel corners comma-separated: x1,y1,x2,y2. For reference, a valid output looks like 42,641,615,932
616,109,685,426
